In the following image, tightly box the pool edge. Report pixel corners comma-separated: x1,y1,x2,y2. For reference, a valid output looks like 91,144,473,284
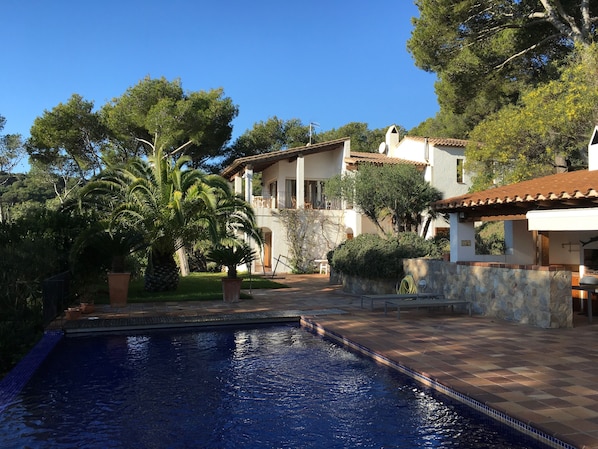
0,330,63,413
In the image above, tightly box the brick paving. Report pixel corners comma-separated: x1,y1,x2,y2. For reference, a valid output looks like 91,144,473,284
54,274,598,449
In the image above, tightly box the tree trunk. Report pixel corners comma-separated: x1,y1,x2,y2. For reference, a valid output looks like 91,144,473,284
554,154,568,173
177,246,190,277
144,252,179,292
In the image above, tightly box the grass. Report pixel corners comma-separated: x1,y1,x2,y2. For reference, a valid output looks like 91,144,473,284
93,272,288,304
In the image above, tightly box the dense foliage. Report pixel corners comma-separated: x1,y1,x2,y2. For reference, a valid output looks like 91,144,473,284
330,233,443,280
27,77,238,177
408,0,597,138
77,148,260,291
0,115,24,175
467,44,598,189
0,207,90,376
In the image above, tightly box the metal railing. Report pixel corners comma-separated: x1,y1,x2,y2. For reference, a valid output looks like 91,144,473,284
42,271,70,326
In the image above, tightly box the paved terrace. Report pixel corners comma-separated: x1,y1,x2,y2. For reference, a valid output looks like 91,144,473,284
51,274,598,449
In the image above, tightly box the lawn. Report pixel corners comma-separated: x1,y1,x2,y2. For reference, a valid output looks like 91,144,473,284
93,272,288,304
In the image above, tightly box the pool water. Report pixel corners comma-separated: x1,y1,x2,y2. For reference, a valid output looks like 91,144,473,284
0,324,549,449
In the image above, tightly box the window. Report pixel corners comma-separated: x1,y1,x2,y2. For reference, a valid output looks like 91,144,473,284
285,179,296,208
305,180,324,208
456,158,464,183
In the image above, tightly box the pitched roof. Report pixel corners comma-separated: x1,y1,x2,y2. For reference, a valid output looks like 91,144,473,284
220,139,428,179
220,138,348,179
345,151,427,169
403,135,469,148
432,169,598,219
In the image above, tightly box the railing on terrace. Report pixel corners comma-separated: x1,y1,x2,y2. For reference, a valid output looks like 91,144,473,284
42,271,70,326
251,196,345,210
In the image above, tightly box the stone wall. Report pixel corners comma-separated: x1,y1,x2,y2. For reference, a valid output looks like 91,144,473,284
341,259,573,328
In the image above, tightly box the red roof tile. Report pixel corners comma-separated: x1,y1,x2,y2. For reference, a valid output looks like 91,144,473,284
345,151,427,167
404,136,469,148
433,169,598,214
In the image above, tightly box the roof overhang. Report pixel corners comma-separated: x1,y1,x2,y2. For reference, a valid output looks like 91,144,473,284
527,208,598,231
220,138,348,180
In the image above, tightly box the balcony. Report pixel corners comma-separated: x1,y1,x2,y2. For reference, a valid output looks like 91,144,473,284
251,196,344,210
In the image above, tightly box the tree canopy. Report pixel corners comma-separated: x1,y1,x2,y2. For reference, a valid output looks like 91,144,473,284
28,94,107,181
102,77,238,170
408,0,598,136
466,44,598,190
26,77,238,178
218,117,310,171
316,122,394,153
325,163,441,235
77,147,260,291
0,115,24,176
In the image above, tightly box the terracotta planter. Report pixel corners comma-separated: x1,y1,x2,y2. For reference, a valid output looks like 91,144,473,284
221,277,243,303
65,307,81,320
80,302,95,314
108,272,131,307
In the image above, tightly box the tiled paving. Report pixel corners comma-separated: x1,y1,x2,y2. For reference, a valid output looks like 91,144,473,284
52,274,598,449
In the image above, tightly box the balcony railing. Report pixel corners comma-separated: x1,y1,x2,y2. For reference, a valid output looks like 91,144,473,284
251,196,345,210
252,196,276,208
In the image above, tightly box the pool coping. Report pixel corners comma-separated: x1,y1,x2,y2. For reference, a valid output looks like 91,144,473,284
0,330,63,414
59,309,347,335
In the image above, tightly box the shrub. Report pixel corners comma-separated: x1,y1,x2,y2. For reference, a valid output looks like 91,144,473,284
0,206,92,377
330,233,442,280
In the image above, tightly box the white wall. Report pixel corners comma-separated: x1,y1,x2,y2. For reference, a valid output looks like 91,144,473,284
430,146,470,200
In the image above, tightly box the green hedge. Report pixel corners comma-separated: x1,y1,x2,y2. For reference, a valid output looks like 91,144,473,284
330,233,443,280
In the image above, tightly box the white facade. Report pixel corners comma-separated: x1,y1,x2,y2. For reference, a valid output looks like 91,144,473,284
224,127,472,274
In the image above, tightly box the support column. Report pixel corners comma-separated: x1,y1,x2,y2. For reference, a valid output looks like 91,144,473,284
537,230,550,266
244,165,253,204
449,213,475,262
296,155,305,208
233,175,242,196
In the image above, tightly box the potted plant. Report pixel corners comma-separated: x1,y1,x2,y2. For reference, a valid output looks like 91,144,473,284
206,241,257,302
105,228,145,307
71,221,145,308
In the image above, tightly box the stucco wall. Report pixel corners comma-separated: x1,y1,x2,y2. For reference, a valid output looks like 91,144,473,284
340,259,573,328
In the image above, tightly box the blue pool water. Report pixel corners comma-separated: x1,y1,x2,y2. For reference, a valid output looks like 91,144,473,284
0,324,550,449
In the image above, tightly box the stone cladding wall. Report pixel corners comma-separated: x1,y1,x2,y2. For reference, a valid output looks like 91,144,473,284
339,259,573,328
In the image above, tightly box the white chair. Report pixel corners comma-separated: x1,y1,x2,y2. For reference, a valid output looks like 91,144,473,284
315,258,328,274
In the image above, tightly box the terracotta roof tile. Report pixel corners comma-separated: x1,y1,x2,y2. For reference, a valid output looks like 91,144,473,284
404,136,469,148
346,151,427,167
433,169,598,212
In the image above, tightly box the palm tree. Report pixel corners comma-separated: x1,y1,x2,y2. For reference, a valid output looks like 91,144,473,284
79,148,259,291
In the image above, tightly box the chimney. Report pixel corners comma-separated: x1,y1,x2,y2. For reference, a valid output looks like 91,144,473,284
589,126,598,171
385,125,400,151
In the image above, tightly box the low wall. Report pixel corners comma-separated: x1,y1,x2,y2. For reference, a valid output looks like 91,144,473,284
341,259,573,328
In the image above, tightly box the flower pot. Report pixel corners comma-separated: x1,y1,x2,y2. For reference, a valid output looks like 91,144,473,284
65,307,81,320
221,277,243,303
108,272,131,307
80,302,95,314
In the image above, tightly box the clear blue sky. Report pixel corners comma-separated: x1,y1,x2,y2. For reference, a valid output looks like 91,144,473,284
1,1,438,146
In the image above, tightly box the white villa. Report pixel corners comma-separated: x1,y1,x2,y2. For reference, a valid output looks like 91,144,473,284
221,125,471,274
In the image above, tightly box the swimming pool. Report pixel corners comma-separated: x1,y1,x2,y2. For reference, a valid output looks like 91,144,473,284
0,324,550,448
